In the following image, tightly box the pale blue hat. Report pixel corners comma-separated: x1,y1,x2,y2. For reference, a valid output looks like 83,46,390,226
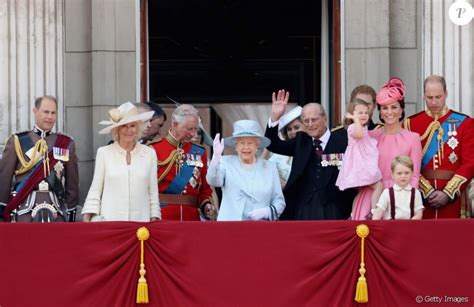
224,120,271,149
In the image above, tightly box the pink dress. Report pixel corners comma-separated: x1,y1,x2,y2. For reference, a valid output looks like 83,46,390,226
351,128,422,220
336,124,382,190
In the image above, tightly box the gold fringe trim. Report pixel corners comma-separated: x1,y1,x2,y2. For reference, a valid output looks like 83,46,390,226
157,150,178,184
419,120,445,162
136,227,150,304
354,224,369,303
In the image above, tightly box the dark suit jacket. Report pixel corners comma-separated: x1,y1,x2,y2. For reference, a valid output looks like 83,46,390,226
265,125,356,220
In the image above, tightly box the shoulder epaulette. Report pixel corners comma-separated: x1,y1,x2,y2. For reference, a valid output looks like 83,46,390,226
4,130,30,145
331,125,345,132
407,111,425,119
2,131,28,146
451,110,471,118
57,132,74,140
147,137,163,147
14,130,30,137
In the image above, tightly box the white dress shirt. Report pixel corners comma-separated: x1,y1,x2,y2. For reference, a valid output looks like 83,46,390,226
376,184,424,220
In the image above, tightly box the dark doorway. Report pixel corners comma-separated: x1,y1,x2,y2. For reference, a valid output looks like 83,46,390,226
147,0,322,104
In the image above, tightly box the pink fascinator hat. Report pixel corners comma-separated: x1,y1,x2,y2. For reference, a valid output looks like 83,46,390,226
376,77,406,106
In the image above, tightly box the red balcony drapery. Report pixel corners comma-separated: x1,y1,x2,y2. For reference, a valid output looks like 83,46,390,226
0,220,472,306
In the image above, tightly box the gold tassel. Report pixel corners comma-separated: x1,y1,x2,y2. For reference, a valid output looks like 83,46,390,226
136,227,150,304
354,224,370,303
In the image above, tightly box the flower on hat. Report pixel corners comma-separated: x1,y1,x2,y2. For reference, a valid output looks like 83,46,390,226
97,102,154,134
376,77,406,106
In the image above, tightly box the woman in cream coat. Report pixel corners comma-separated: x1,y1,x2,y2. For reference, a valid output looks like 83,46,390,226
82,102,161,222
207,120,285,221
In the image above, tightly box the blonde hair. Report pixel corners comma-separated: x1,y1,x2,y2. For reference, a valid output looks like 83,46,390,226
391,155,414,172
111,121,144,142
344,98,370,128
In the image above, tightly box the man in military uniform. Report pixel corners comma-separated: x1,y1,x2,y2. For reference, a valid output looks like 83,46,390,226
150,104,217,221
404,75,474,218
0,96,79,222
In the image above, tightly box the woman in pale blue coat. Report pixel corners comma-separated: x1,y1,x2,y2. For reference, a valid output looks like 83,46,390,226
207,120,285,221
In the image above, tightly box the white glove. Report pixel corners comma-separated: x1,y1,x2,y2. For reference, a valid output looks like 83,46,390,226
210,133,225,167
248,207,270,221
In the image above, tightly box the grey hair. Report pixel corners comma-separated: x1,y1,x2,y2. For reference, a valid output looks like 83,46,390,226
111,121,145,142
172,104,199,126
301,102,326,119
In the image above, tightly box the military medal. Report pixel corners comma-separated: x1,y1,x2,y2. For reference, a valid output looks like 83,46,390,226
447,137,459,150
192,167,200,179
54,161,64,178
53,147,69,162
195,154,203,168
186,153,196,166
320,154,328,167
176,148,186,174
189,176,198,188
448,152,458,164
337,153,343,169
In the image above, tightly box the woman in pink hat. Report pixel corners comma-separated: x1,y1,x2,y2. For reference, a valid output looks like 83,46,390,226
351,77,422,220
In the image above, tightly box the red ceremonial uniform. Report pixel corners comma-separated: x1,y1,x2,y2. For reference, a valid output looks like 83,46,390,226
404,108,474,218
151,132,213,221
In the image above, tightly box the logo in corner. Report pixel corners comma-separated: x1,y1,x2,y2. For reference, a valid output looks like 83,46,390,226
449,0,473,26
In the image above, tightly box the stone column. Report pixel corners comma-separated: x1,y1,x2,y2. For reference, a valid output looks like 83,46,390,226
64,0,93,204
344,0,390,101
0,0,64,152
63,0,138,205
422,0,473,115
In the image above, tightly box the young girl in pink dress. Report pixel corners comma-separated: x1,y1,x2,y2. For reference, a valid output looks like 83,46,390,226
336,99,384,218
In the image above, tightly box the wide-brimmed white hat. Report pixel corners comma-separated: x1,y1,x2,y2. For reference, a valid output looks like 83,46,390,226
98,102,154,134
223,120,271,149
278,106,302,132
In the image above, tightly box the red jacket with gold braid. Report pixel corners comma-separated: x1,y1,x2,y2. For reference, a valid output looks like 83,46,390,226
404,108,474,218
150,133,213,221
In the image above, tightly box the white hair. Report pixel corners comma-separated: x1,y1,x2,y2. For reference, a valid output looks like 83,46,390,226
172,104,199,126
